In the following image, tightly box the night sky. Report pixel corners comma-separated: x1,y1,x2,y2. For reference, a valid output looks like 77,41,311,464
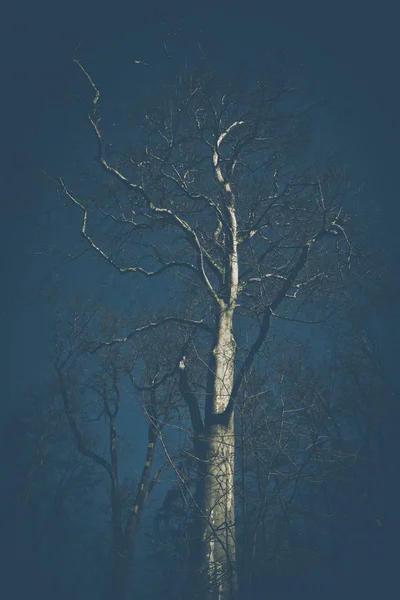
2,0,400,598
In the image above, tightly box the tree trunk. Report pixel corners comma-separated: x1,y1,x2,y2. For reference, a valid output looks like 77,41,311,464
193,308,238,599
112,404,157,600
202,420,237,599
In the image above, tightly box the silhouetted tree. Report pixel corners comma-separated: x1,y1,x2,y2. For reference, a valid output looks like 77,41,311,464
50,296,179,599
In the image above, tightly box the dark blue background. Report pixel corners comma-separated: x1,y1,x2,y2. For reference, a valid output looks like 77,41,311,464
1,1,399,597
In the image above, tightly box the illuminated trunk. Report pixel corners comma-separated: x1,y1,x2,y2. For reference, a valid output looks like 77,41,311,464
202,419,237,599
194,308,238,600
192,159,239,597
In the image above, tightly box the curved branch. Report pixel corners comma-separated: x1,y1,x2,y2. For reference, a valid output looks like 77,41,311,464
60,179,200,278
73,60,222,303
148,203,220,304
92,316,214,353
55,365,112,477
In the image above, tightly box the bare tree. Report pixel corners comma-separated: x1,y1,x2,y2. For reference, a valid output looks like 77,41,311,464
51,297,178,599
54,42,366,599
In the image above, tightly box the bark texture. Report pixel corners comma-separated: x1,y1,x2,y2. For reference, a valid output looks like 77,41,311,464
202,420,237,599
192,307,238,598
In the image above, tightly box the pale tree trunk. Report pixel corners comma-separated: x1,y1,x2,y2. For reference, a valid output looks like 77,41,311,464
203,309,237,599
192,145,240,596
193,307,238,598
202,419,237,599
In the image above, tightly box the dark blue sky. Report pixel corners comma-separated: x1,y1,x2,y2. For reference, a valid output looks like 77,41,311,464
2,0,399,410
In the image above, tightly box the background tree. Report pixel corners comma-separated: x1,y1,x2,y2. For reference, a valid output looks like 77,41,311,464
50,294,181,600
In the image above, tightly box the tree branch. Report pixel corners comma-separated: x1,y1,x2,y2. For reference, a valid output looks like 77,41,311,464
225,227,334,420
91,316,213,353
55,365,112,477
